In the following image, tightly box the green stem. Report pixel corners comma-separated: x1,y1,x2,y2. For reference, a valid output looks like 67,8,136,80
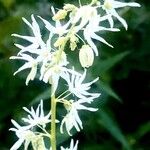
51,94,57,150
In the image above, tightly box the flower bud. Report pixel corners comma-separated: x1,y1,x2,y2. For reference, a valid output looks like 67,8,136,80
54,37,67,47
69,34,78,51
32,136,46,150
63,4,76,11
52,9,67,21
79,45,94,68
70,42,77,51
104,0,113,10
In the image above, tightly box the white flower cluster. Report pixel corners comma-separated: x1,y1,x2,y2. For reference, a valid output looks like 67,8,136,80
9,100,51,150
10,0,140,150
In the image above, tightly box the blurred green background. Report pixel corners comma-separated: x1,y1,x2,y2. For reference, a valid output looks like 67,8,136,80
0,0,149,149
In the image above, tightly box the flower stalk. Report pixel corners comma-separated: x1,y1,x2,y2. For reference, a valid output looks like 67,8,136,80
51,94,57,150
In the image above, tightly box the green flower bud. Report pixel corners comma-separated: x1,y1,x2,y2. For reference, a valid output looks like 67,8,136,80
63,4,76,11
54,37,67,47
32,136,46,150
104,0,113,10
70,42,77,51
52,9,67,21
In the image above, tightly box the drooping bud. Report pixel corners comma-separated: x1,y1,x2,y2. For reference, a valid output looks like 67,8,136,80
63,99,73,111
70,34,79,51
79,45,94,68
52,9,67,21
54,36,67,47
104,0,113,10
70,42,77,51
32,136,46,150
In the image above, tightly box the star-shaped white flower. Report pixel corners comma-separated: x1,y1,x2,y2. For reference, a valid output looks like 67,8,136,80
66,69,100,99
61,139,78,150
10,53,38,85
11,15,55,85
22,100,51,128
39,7,71,36
12,14,46,54
70,5,98,32
41,51,71,95
9,120,35,150
102,0,141,30
83,15,119,56
60,98,98,135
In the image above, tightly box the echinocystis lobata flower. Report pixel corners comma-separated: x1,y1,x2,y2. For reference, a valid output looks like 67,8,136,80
102,0,141,30
60,98,98,135
66,69,100,100
22,100,52,128
9,100,53,150
9,120,36,150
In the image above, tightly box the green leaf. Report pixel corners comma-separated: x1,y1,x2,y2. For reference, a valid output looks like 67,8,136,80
99,80,121,102
98,110,132,150
0,16,21,43
96,51,130,74
135,121,150,139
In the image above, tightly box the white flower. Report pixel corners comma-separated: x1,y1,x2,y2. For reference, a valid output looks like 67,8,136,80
60,98,98,135
41,51,70,95
61,139,78,150
9,120,35,150
70,5,98,32
39,7,71,36
12,14,46,54
66,69,100,99
10,54,38,85
11,15,54,85
102,0,141,30
83,15,119,56
22,100,51,128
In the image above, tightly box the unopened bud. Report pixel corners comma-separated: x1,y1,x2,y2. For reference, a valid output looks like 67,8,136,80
32,136,46,150
52,9,67,21
63,4,76,11
69,34,78,51
54,37,66,47
79,45,94,68
70,42,77,51
104,0,113,10
70,35,78,43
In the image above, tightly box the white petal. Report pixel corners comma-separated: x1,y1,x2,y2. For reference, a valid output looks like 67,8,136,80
84,30,99,56
13,62,32,75
113,1,141,8
91,32,113,48
25,64,37,85
22,17,32,29
10,138,24,150
12,34,36,43
51,73,60,96
38,16,55,32
111,9,128,30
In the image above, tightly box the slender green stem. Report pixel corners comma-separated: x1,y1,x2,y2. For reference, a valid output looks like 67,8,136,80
51,94,57,150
